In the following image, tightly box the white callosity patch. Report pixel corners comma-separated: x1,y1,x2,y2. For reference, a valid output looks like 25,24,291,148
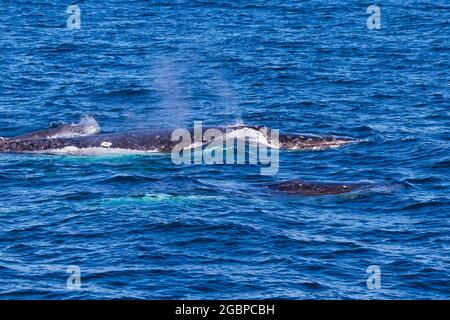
100,141,112,148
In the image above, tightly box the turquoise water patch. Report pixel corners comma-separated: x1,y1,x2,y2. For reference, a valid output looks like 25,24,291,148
102,193,226,205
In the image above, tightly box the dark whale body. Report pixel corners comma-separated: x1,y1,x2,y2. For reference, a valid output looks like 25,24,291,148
269,179,369,195
0,129,178,153
0,125,355,154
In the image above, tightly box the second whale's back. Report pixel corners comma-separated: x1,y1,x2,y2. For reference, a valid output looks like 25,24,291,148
269,179,368,195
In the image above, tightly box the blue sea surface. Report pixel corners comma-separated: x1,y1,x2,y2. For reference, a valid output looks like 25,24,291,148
0,0,449,299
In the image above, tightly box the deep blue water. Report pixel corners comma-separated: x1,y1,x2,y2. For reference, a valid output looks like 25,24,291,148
0,0,449,299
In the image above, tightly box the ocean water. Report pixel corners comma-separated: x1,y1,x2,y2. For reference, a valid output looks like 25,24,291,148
0,0,449,299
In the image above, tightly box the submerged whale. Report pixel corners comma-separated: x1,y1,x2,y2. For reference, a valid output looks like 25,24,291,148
269,179,370,195
0,117,356,154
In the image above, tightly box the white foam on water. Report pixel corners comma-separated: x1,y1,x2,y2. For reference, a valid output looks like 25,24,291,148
288,144,343,151
228,118,245,127
37,115,102,139
218,127,279,149
182,127,279,151
182,140,205,151
75,114,101,135
33,146,160,156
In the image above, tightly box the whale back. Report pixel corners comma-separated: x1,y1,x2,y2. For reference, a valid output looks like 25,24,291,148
269,179,367,195
12,115,100,140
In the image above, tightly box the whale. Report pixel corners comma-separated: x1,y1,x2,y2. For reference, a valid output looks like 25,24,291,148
268,179,370,195
0,118,356,154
